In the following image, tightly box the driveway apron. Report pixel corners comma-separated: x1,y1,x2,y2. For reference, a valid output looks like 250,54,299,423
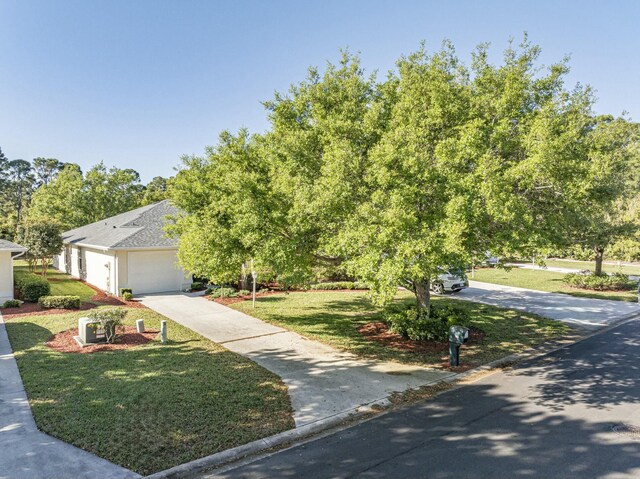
0,313,140,479
138,293,453,427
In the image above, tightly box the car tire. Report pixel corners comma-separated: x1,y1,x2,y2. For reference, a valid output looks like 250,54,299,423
433,283,444,295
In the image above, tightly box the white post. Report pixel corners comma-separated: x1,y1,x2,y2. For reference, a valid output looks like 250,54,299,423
136,319,145,333
252,270,257,308
160,320,167,343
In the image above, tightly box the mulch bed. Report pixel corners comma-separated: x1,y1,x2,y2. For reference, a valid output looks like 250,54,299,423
1,280,147,320
357,322,485,354
46,326,159,354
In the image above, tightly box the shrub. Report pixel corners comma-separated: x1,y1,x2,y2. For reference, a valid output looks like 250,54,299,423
310,281,370,291
385,303,470,342
119,288,133,297
190,282,205,291
38,295,81,309
88,308,127,343
208,287,238,299
2,299,21,308
563,272,635,291
122,292,134,301
238,289,251,296
16,273,51,302
258,287,270,294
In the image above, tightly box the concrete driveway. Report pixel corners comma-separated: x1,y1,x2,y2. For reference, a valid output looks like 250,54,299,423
457,281,639,330
139,293,453,427
0,314,139,479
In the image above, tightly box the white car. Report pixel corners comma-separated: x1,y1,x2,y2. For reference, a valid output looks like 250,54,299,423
431,270,469,294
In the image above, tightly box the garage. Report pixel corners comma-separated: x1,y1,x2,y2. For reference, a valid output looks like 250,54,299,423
127,250,184,294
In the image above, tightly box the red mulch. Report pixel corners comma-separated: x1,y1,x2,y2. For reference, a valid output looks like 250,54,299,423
1,279,147,319
357,322,485,354
46,326,159,354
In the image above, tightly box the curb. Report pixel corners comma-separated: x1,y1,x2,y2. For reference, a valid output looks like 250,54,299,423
145,311,640,479
143,400,389,479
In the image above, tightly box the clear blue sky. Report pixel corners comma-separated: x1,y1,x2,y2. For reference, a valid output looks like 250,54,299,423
1,0,638,182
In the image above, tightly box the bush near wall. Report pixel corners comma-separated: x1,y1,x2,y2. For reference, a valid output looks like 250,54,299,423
16,273,51,302
38,295,82,309
2,299,21,308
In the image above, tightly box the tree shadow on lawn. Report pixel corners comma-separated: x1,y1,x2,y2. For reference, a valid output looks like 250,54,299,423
248,294,549,367
5,323,294,475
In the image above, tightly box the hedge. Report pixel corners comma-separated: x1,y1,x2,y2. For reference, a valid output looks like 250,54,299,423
310,281,370,290
16,273,51,302
38,295,82,309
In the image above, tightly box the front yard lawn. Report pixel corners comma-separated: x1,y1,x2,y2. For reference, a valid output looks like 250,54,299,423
14,264,96,302
534,258,640,276
5,308,293,475
231,291,572,367
473,267,638,302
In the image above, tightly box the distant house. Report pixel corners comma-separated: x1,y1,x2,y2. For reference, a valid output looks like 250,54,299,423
53,200,192,295
0,240,27,303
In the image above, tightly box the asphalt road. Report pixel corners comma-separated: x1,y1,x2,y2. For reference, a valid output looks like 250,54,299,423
209,318,640,479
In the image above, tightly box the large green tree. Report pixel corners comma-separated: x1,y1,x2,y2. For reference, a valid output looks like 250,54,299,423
170,53,387,286
170,40,632,316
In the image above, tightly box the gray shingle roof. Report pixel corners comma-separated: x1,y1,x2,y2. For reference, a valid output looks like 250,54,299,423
62,200,181,249
0,239,27,252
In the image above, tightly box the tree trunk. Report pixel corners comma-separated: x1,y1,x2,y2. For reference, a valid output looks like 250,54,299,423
594,247,604,276
414,278,431,317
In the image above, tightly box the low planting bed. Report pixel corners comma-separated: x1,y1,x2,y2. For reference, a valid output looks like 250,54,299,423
231,291,572,368
4,308,294,475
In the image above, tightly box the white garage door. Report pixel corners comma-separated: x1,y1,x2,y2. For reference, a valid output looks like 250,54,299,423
128,251,182,294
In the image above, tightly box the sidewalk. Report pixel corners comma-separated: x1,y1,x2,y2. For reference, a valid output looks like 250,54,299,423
0,313,139,479
139,292,454,427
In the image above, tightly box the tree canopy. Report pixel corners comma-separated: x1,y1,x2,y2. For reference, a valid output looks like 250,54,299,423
169,39,639,315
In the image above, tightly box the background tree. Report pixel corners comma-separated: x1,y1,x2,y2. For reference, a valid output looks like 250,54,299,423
16,219,63,276
32,157,65,187
28,162,145,229
562,117,640,274
142,176,170,204
1,159,35,226
27,164,85,230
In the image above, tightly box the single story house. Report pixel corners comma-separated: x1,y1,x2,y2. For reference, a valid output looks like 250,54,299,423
0,240,27,303
53,200,192,295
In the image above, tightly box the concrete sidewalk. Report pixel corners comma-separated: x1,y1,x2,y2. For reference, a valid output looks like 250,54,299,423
457,281,639,330
139,293,453,427
0,313,140,479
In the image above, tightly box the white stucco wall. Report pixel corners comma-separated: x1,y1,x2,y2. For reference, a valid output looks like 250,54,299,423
53,245,116,294
54,244,190,295
121,249,191,294
0,251,14,302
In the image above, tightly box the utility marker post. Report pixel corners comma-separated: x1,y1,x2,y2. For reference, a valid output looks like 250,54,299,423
252,270,257,308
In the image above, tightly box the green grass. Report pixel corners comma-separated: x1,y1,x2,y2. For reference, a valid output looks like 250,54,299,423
231,291,571,367
5,308,293,475
473,267,638,302
531,259,640,276
14,264,96,302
